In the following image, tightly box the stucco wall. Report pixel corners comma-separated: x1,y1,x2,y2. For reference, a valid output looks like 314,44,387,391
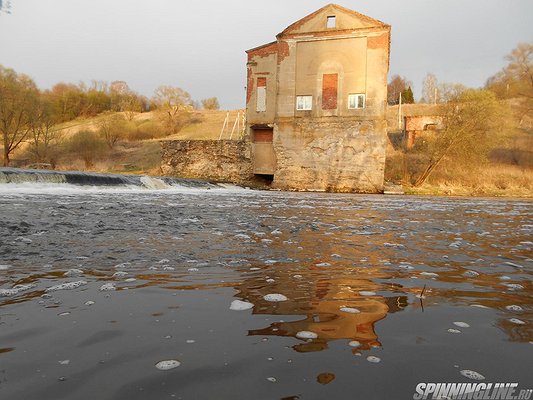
160,140,254,184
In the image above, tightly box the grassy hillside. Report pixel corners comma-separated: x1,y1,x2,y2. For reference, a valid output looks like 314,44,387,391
4,104,532,197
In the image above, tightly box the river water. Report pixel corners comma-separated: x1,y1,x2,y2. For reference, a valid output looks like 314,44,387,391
0,176,532,399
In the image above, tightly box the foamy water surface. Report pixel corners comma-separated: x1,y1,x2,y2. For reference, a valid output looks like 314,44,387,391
0,185,532,399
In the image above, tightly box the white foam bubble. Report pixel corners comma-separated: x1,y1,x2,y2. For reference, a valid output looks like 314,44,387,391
58,360,70,365
0,283,36,297
46,281,87,292
155,360,181,370
463,270,479,277
340,307,360,314
384,243,405,249
348,341,361,347
448,329,461,334
504,283,524,290
263,294,288,302
85,300,95,306
366,356,381,363
420,272,439,277
266,279,275,283
99,283,116,291
64,269,84,277
230,300,254,311
506,305,523,312
316,262,331,267
398,265,414,270
509,318,525,325
453,322,470,328
296,331,318,339
460,370,485,380
267,377,277,383
359,291,376,296
0,265,11,270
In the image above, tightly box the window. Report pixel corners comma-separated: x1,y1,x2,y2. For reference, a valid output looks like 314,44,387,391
296,96,313,111
348,94,366,109
327,15,336,28
256,77,267,112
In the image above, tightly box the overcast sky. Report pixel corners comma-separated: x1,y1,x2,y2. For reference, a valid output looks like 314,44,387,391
1,0,532,108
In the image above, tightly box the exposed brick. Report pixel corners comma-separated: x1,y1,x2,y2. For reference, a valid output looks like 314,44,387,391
367,32,389,49
277,40,290,64
322,74,338,110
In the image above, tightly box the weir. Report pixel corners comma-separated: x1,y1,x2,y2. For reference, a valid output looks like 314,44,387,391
0,168,223,190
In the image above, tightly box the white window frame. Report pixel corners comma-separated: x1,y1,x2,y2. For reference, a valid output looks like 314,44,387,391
348,94,366,109
296,95,313,111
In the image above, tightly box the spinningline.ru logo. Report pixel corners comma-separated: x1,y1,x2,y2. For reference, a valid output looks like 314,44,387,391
413,383,532,400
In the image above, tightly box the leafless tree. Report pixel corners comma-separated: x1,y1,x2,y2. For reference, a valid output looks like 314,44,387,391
0,65,38,166
412,89,505,187
152,86,193,134
421,73,439,104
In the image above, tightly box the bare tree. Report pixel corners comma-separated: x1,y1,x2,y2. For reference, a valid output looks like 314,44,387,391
201,97,220,110
387,75,412,105
421,73,439,104
152,86,193,134
28,93,63,165
505,42,533,97
68,130,106,169
437,82,467,103
412,89,505,187
0,65,39,166
98,112,126,149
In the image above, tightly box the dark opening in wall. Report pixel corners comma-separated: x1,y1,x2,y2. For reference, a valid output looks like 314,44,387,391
254,174,274,185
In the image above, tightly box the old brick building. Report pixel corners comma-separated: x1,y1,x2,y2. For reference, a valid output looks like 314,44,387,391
246,4,391,192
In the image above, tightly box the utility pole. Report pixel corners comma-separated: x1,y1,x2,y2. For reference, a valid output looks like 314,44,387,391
398,91,402,130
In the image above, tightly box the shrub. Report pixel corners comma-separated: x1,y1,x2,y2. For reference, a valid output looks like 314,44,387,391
68,130,107,168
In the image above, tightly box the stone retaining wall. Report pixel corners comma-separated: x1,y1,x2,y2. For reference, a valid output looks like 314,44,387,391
160,140,254,184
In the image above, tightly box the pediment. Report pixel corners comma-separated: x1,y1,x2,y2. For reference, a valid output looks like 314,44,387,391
278,4,388,37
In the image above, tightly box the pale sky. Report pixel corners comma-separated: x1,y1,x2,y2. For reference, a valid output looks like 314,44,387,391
1,0,532,108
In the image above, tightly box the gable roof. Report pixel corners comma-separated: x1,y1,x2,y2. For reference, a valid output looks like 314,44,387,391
278,3,388,38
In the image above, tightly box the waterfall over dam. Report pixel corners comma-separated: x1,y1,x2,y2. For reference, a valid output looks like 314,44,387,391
0,167,227,190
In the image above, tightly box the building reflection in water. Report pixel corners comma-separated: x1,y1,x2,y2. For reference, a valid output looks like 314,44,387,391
237,273,409,353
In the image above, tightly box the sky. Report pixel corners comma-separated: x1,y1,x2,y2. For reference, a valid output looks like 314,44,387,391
0,0,532,109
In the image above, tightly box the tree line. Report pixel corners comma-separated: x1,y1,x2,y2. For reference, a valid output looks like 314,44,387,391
0,67,220,166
